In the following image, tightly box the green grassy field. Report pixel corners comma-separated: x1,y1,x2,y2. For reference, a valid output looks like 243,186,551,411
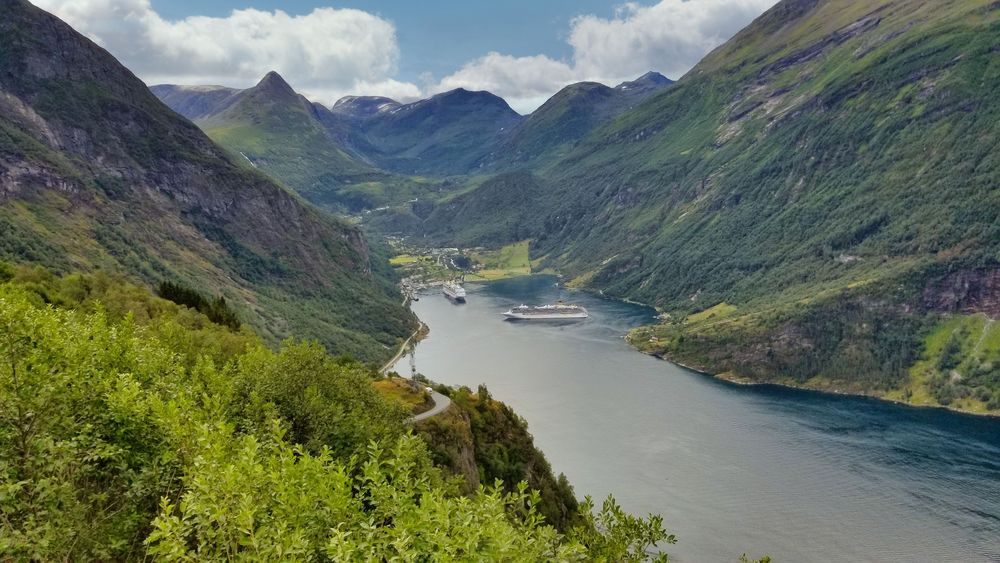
372,377,432,414
885,314,1000,413
466,240,532,281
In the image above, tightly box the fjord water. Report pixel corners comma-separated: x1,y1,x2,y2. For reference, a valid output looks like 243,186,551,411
394,276,1000,562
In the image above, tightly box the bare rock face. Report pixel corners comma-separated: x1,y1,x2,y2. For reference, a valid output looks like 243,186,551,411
923,268,1000,317
0,0,413,358
0,0,374,283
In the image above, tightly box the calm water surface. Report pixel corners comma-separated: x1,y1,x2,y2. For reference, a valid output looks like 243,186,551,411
393,276,1000,562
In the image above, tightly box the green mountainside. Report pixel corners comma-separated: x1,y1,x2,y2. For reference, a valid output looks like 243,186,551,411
0,0,415,362
357,88,523,175
154,71,668,211
491,72,673,168
382,0,1000,412
153,73,435,211
0,265,672,560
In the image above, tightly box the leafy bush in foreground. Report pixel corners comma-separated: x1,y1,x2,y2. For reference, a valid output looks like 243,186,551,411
0,272,673,560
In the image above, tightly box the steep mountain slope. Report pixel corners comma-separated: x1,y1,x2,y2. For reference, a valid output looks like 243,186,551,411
0,0,415,361
358,88,523,175
417,0,1000,411
422,172,546,247
153,72,429,211
148,84,238,120
493,72,673,167
545,0,1000,304
614,71,674,99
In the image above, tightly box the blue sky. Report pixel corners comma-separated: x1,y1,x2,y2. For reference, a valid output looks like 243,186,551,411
37,0,778,113
150,0,637,86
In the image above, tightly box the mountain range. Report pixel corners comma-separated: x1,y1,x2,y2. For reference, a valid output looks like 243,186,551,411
0,0,415,361
5,0,1000,413
152,70,673,210
157,0,1000,413
416,0,1000,412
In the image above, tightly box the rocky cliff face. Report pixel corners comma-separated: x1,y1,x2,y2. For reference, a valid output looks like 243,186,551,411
0,0,413,360
923,269,1000,317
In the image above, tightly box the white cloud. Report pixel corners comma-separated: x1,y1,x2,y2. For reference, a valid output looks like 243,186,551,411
32,0,422,105
432,0,777,112
34,0,779,112
435,52,577,108
570,0,778,79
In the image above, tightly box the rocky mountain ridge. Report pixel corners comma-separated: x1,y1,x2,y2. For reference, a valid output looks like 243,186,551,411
0,0,415,361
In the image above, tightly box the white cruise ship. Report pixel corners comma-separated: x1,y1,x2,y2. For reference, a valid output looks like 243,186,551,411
442,281,466,302
502,303,588,321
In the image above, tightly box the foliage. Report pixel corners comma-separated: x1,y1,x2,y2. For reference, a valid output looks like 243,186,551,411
146,435,582,562
418,385,583,531
638,287,926,392
374,0,1000,410
157,280,241,330
0,271,673,560
231,342,408,457
566,495,675,563
898,314,1000,413
0,0,416,364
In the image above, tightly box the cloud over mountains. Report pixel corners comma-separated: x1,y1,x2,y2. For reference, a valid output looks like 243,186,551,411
33,0,421,103
435,0,777,111
35,0,776,112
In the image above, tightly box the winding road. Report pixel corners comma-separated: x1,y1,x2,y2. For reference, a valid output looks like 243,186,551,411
410,389,452,423
383,295,450,423
379,321,426,375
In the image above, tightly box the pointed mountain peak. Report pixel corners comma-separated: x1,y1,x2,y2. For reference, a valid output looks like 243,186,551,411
637,71,671,84
253,71,296,96
615,71,673,91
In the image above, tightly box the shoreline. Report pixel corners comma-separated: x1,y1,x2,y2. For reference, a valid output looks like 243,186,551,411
400,273,998,419
379,319,428,375
634,347,1000,420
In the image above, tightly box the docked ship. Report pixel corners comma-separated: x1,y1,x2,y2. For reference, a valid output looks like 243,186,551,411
442,281,467,302
502,303,588,321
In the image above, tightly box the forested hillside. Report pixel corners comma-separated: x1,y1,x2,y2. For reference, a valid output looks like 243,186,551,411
486,72,672,169
152,74,436,212
0,264,673,560
154,71,670,212
386,0,1000,412
0,0,414,361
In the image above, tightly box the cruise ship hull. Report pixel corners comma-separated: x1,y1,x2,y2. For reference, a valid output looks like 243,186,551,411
503,303,588,321
443,284,466,302
444,291,466,303
502,311,588,320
